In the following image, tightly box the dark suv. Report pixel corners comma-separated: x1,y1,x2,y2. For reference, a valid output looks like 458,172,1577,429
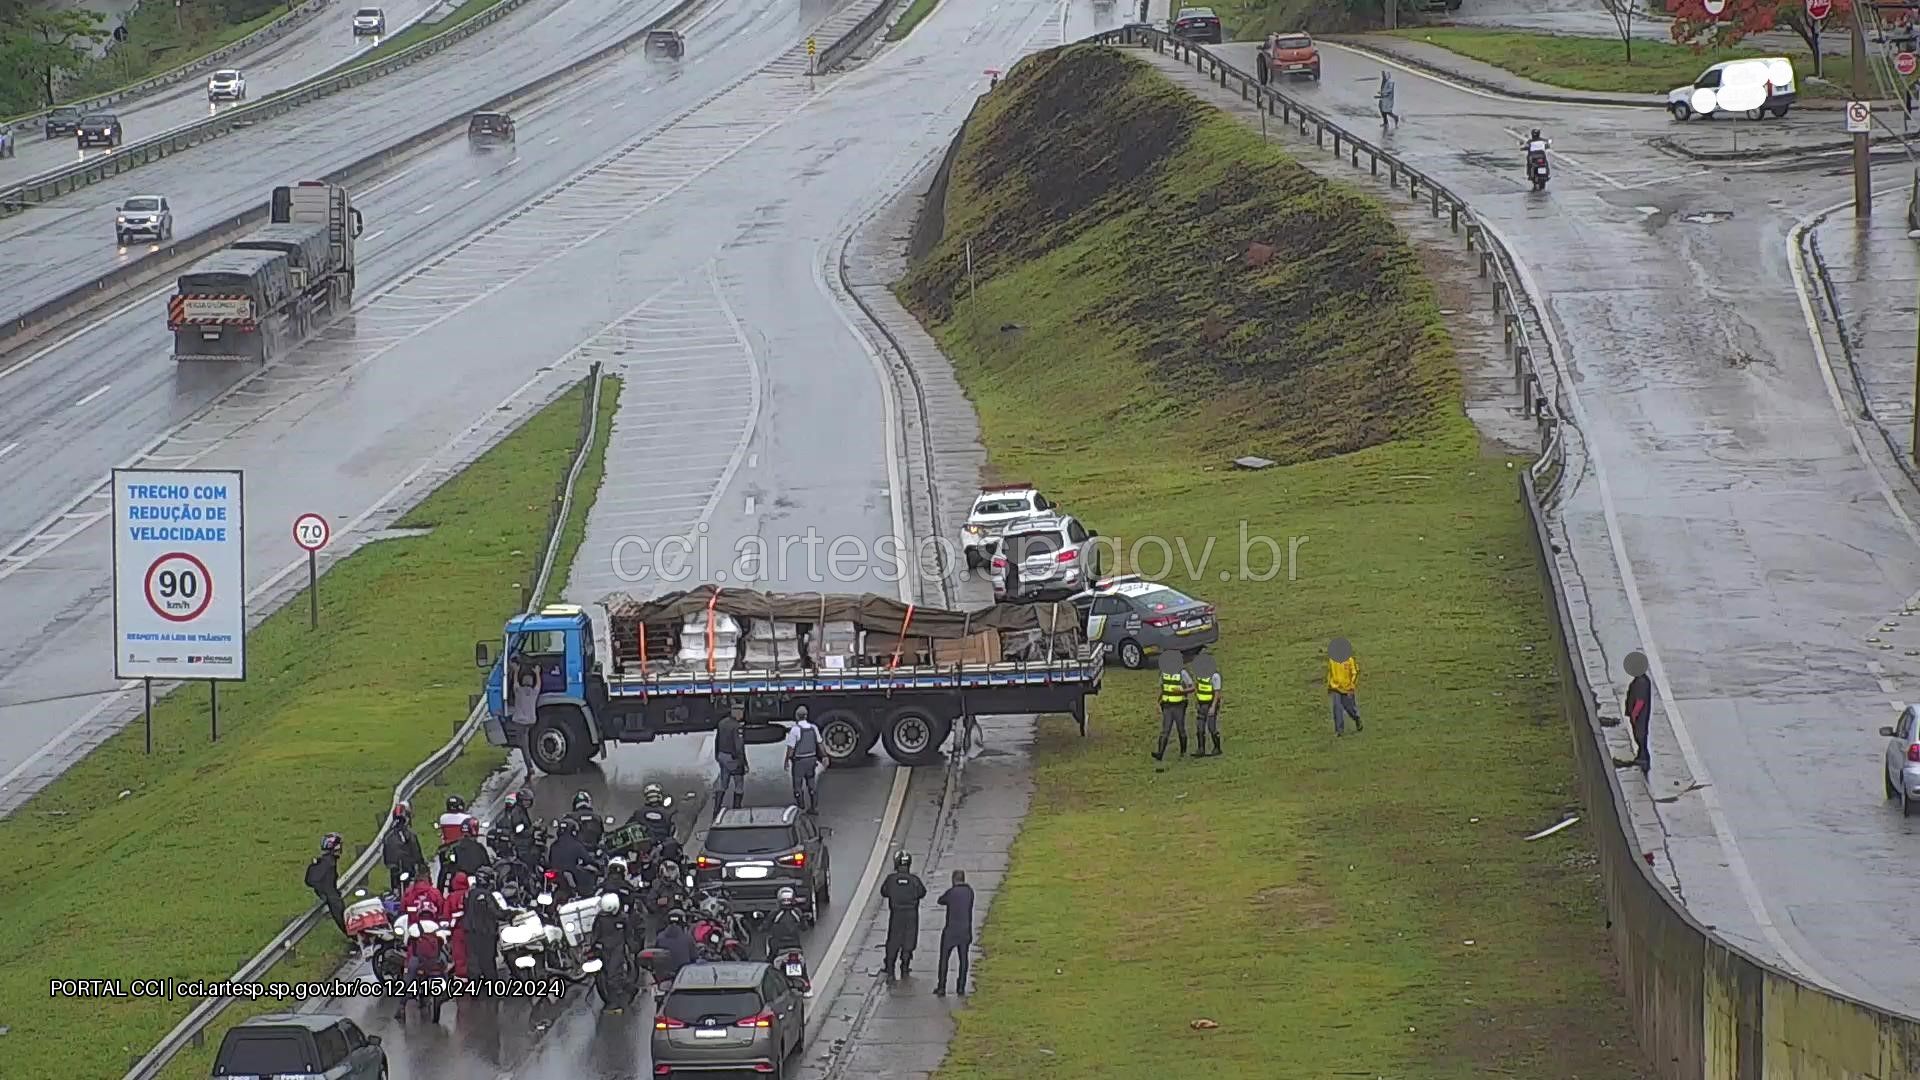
76,112,122,148
691,805,830,920
1172,6,1222,42
44,105,83,138
211,1013,385,1079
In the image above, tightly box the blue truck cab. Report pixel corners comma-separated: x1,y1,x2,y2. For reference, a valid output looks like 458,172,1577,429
480,605,607,769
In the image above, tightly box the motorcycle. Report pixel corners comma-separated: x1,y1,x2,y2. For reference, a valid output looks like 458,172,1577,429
1526,146,1550,191
345,888,407,980
552,889,612,983
495,890,566,995
401,917,455,1023
692,894,752,960
777,948,811,996
636,947,676,1011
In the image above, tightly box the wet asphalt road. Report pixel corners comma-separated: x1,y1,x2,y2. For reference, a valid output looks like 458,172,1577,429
0,0,441,184
1204,38,1920,1013
0,0,691,323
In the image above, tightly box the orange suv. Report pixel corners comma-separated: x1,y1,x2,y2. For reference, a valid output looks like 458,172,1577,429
1257,32,1321,83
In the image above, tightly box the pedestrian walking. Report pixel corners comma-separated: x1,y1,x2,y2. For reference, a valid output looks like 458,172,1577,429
306,832,349,936
1375,70,1399,127
1327,637,1362,736
880,851,926,980
1624,651,1652,775
784,706,825,814
1190,652,1221,756
1152,651,1193,761
714,702,748,810
933,870,975,996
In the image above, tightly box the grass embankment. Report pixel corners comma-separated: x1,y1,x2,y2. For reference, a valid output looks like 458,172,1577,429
1386,27,1851,96
1208,0,1362,39
902,45,1651,1078
888,0,942,41
0,374,618,1080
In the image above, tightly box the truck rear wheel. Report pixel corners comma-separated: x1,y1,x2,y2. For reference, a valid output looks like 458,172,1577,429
879,706,950,767
532,704,592,774
816,709,870,766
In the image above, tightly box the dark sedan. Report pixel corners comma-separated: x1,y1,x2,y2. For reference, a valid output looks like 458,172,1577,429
1172,6,1222,42
76,112,122,148
44,105,82,138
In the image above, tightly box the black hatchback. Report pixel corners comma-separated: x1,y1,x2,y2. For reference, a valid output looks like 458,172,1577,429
76,112,121,148
44,105,82,138
467,111,514,148
691,805,831,921
211,1013,385,1078
1172,6,1222,42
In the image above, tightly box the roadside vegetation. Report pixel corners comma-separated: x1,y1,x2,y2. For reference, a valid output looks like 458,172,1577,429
887,0,941,42
1384,27,1852,95
348,0,511,67
0,374,617,1080
902,44,1652,1078
1207,0,1368,38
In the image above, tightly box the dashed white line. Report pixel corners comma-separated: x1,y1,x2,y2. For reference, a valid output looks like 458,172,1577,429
544,136,561,144
744,495,756,514
413,203,435,215
579,117,594,126
505,155,521,166
361,228,387,243
355,168,415,196
460,178,482,190
0,442,18,460
74,384,111,408
748,453,758,468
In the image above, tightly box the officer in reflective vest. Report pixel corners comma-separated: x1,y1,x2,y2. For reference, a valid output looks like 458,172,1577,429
1152,658,1193,761
784,706,826,814
1190,653,1221,757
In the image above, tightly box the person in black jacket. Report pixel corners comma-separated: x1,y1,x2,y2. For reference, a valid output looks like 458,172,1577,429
307,833,348,936
439,818,493,889
879,850,926,980
570,790,606,851
546,817,598,899
464,868,503,982
382,803,427,892
934,870,975,996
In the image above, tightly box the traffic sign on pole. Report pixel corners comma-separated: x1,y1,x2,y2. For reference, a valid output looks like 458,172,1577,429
1703,0,1726,15
293,512,330,552
1847,99,1872,132
1808,0,1831,19
1899,51,1917,75
111,468,246,681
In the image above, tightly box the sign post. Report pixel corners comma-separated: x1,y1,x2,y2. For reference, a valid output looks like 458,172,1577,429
806,36,817,76
1853,12,1872,217
112,468,246,753
1807,0,1829,75
293,513,331,629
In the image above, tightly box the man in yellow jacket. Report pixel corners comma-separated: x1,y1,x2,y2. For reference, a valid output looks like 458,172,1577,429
1327,637,1362,736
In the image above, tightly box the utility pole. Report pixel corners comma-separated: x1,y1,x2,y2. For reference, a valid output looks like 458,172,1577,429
1384,0,1396,30
1855,11,1872,217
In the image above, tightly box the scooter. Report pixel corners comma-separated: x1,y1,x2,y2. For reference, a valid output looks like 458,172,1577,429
778,948,811,996
1527,147,1550,191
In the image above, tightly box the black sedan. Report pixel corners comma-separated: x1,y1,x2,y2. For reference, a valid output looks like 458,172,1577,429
44,105,82,138
76,112,122,148
1172,6,1222,42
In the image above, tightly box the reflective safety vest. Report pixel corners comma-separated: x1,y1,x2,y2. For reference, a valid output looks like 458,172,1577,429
1193,678,1215,705
1160,672,1187,705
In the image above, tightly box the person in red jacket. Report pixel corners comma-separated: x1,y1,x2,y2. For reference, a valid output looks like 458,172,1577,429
444,873,471,978
401,876,445,921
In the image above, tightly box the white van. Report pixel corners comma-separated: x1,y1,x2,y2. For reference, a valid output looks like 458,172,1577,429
1668,57,1796,121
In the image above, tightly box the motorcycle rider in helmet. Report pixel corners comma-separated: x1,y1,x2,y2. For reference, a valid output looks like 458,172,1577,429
464,866,503,983
644,858,688,934
632,783,675,842
879,850,926,980
546,816,598,900
382,802,428,893
764,886,807,965
438,795,477,846
500,788,538,862
306,833,348,935
439,817,493,890
570,790,606,850
592,891,641,1012
652,907,696,980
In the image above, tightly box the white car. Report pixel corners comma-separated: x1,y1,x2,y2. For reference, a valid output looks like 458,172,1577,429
990,513,1102,600
352,7,386,34
961,484,1056,570
206,69,245,102
1668,57,1795,121
1881,705,1920,816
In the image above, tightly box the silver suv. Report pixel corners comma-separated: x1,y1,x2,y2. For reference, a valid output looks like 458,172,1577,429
115,195,172,246
651,962,805,1074
352,7,385,34
991,513,1100,600
962,484,1056,569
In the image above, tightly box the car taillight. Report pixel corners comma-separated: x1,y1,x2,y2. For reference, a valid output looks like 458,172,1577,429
1908,744,1920,763
655,1064,673,1075
1145,615,1176,627
655,1016,687,1030
777,852,807,868
544,870,557,881
1056,549,1077,562
695,855,719,870
736,1011,775,1029
991,555,1006,569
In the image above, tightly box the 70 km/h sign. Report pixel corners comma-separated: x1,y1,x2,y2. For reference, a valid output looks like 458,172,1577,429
294,513,331,552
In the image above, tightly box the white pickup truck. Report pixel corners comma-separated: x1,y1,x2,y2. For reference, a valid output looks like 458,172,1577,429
961,483,1058,570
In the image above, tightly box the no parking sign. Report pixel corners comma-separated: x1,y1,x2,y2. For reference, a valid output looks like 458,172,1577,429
1847,100,1872,133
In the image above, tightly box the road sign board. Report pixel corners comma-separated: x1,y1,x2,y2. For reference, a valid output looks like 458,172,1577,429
806,36,816,53
1703,0,1726,14
293,513,330,552
1847,99,1872,132
1900,51,1917,75
1807,0,1831,18
112,468,246,681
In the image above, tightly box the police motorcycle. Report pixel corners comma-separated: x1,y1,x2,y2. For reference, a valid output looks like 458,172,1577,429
777,946,812,996
495,881,567,996
344,885,406,980
691,892,752,962
584,892,643,1011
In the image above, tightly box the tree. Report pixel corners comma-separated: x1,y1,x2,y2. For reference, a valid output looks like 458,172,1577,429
1602,0,1645,61
1667,0,1853,52
3,7,107,106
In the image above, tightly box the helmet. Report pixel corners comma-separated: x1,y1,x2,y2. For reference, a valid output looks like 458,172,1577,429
503,791,519,809
461,818,480,837
320,832,343,853
392,801,411,822
473,867,494,889
893,850,912,871
556,817,578,835
643,783,665,806
776,886,796,906
446,795,466,814
573,791,593,811
518,787,535,809
608,855,629,875
1530,128,1541,139
658,860,680,880
599,892,621,915
667,907,689,925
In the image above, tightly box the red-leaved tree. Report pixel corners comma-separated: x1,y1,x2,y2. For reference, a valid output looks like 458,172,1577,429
1666,0,1853,53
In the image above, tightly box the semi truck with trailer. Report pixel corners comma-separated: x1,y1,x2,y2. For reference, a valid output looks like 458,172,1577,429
168,181,363,361
477,586,1103,774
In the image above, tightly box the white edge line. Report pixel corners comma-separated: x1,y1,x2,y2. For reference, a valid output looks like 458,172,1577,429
813,765,911,986
1478,210,1840,991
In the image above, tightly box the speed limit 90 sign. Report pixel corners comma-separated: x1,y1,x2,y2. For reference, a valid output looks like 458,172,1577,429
145,552,211,622
293,513,331,552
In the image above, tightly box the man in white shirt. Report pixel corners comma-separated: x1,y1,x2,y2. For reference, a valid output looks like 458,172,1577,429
783,706,827,814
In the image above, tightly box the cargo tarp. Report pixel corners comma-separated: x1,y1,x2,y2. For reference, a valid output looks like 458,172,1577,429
230,222,333,277
601,586,1082,643
178,248,292,307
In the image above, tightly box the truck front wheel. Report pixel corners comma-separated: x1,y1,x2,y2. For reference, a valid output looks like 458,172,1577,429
880,706,950,767
532,704,592,774
816,709,870,766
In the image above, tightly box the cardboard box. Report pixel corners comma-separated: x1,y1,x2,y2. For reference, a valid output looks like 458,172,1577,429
864,634,933,664
934,629,1001,665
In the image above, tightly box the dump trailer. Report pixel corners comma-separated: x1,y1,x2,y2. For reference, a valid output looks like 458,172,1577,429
168,180,362,362
478,586,1104,774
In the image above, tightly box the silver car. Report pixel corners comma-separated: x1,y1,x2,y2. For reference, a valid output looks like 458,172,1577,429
1881,705,1920,816
990,513,1101,600
352,6,385,34
115,195,172,245
207,68,246,101
651,962,805,1074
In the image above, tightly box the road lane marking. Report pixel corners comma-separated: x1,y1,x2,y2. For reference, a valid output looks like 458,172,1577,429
354,168,415,196
460,178,482,190
73,384,111,408
361,228,387,242
813,765,911,988
1869,660,1900,699
748,452,758,468
413,203,434,215
744,495,755,514
1480,212,1841,991
0,442,17,460
545,136,561,144
506,155,521,166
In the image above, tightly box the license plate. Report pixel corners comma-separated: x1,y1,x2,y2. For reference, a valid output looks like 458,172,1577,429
732,865,768,879
1179,619,1205,630
784,963,804,975
694,1028,727,1039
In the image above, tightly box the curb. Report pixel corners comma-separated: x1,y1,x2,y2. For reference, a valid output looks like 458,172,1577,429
1325,35,1669,108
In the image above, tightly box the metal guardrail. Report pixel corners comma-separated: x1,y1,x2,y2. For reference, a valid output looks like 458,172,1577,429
1,0,705,351
2,0,332,136
1094,26,1568,498
122,362,605,1080
817,0,896,74
0,0,542,217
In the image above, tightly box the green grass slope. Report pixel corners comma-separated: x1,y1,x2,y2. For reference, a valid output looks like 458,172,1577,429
901,44,1651,1079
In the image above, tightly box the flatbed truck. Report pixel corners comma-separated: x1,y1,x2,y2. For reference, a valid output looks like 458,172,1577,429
477,588,1103,773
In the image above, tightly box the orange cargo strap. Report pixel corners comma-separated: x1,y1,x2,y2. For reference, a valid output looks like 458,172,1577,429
888,604,917,671
706,589,722,676
638,622,648,669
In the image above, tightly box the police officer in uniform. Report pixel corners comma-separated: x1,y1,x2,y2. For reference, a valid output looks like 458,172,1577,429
879,850,926,980
1190,653,1221,757
784,706,826,814
1152,652,1193,761
465,867,503,982
635,784,674,843
570,790,606,850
